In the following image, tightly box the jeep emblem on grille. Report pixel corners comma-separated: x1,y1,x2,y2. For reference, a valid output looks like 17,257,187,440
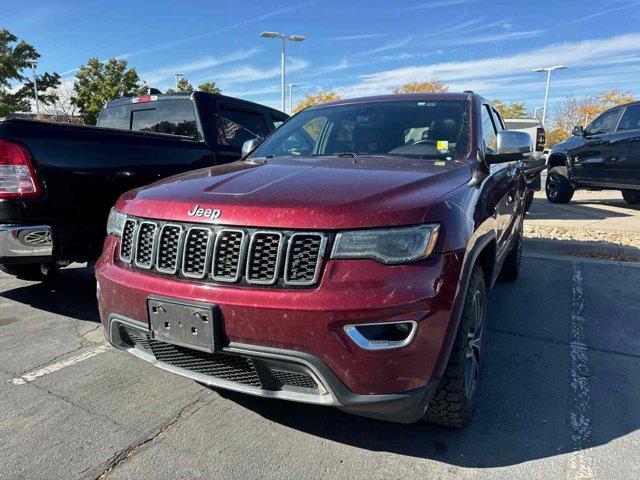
187,205,222,221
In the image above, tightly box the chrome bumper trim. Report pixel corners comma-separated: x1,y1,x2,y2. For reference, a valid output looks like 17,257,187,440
0,225,53,258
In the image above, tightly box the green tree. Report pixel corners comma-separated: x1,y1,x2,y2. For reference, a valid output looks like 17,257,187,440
492,99,528,119
166,77,194,93
197,81,221,94
0,28,60,116
72,58,146,124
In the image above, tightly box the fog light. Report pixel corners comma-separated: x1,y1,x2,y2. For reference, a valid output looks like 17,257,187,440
343,321,417,350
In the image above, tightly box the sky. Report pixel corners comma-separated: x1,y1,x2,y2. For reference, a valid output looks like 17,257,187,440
3,0,640,114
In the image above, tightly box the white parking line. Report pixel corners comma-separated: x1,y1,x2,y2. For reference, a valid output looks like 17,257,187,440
10,344,110,386
567,263,595,480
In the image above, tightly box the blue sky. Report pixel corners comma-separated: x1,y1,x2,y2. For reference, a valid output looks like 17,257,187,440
4,0,640,114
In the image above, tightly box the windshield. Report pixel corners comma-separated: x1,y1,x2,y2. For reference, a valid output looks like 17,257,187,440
250,100,471,161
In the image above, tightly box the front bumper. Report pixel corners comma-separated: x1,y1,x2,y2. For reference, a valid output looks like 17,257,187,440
97,234,464,422
0,224,53,262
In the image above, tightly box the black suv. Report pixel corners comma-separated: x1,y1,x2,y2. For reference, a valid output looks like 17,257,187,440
546,101,640,204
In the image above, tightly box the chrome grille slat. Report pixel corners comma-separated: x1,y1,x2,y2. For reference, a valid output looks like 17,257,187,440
118,216,325,287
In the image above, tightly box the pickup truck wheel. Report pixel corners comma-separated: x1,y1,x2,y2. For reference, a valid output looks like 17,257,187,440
621,190,640,204
423,266,486,427
546,167,574,204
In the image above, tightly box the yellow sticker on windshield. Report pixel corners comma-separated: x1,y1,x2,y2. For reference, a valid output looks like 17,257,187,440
436,140,449,151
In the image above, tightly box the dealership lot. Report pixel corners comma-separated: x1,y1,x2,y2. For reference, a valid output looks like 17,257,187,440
1,240,639,479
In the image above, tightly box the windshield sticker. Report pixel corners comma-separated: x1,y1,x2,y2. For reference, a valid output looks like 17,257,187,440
436,140,449,151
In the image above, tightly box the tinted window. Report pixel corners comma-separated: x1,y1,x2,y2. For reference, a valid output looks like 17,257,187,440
491,108,505,130
98,105,131,129
482,105,497,152
588,108,620,135
131,109,156,132
250,100,471,161
617,105,640,131
217,108,269,149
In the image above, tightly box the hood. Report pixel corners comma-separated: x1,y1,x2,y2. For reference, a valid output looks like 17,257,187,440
117,156,472,229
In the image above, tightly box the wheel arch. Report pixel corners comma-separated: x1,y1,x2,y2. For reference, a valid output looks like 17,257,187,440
547,152,568,169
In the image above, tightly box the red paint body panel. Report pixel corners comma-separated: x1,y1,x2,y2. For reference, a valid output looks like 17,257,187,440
97,235,464,395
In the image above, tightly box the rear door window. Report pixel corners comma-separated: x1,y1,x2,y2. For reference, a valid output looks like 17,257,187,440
617,105,640,132
98,104,131,130
217,106,269,148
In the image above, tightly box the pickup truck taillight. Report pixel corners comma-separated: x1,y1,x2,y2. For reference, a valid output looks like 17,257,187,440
536,127,545,152
0,139,41,198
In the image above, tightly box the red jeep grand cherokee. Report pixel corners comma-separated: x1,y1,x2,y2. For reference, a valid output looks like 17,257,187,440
96,93,531,426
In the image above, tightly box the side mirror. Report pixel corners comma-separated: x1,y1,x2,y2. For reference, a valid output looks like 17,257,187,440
572,125,585,137
486,130,533,164
241,138,260,158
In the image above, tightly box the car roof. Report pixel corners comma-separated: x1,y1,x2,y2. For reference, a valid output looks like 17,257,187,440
105,91,286,116
312,92,477,109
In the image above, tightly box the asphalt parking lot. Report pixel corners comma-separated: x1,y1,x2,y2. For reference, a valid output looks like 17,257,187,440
1,240,639,479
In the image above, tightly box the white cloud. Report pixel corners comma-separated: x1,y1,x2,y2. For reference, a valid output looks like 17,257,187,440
430,29,544,46
359,36,413,55
142,47,262,84
403,0,476,10
331,34,388,41
199,57,310,86
334,33,640,99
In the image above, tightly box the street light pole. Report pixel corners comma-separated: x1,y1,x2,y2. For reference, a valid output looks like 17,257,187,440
172,73,183,90
30,62,40,117
533,65,567,126
260,32,307,112
288,83,300,115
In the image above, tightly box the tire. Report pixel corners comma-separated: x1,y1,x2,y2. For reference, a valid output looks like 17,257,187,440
524,190,534,212
424,266,487,427
498,217,523,282
546,166,575,204
621,189,640,205
0,263,58,281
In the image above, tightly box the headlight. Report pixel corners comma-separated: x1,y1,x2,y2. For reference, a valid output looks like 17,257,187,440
331,224,440,265
106,208,126,237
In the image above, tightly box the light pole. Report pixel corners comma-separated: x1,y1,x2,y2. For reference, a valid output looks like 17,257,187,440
533,65,567,126
29,61,40,116
172,72,183,90
534,107,543,121
288,83,300,114
260,32,307,112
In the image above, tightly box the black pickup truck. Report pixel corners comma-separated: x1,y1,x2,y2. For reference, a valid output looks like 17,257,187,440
0,91,287,280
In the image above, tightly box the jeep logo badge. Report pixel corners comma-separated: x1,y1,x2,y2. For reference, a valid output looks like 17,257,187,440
187,205,222,221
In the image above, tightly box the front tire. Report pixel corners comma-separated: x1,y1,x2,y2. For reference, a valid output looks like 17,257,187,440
621,190,640,204
424,266,487,427
546,166,575,204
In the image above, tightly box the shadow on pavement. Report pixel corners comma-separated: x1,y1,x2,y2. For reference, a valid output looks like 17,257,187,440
527,197,638,221
0,265,100,323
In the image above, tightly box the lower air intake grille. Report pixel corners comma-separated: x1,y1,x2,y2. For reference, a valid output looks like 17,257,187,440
270,369,318,389
145,336,262,387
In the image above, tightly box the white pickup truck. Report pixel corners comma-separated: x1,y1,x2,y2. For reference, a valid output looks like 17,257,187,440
504,118,546,210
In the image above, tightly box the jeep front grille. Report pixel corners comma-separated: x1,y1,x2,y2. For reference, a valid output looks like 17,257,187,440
119,216,327,288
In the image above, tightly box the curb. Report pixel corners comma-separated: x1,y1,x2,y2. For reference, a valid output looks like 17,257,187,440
523,237,640,258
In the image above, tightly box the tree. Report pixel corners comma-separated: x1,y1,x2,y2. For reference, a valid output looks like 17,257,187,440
197,81,221,94
292,91,341,114
72,58,146,124
166,77,193,93
393,80,449,94
42,82,80,123
546,89,636,147
0,28,60,116
492,99,528,119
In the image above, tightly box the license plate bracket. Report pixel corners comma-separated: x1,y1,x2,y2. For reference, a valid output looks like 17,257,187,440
147,296,220,353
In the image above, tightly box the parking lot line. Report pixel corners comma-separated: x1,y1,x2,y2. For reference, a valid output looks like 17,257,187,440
10,344,110,386
567,263,595,480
